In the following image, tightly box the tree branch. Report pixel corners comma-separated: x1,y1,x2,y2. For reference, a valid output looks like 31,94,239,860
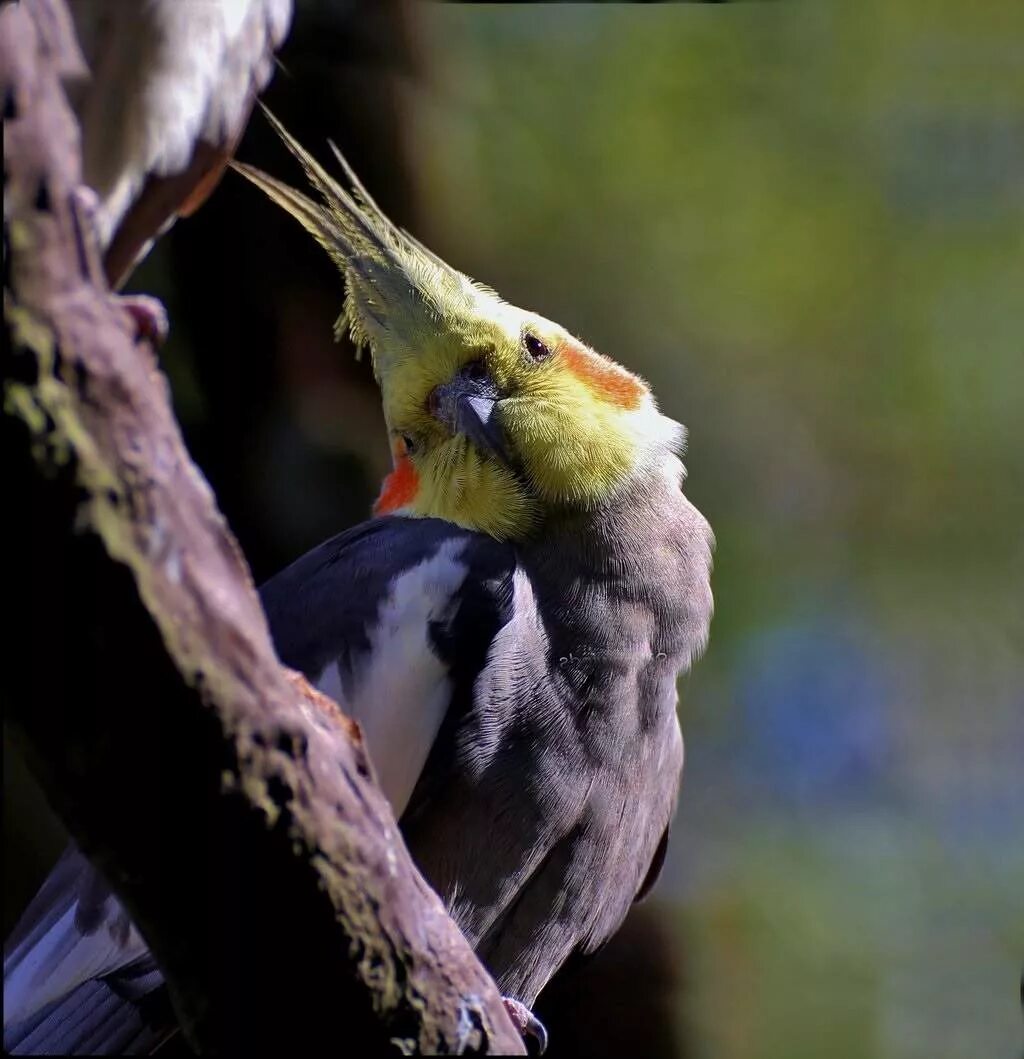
1,1,523,1052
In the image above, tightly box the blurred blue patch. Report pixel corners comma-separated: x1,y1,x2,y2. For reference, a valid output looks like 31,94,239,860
732,613,895,807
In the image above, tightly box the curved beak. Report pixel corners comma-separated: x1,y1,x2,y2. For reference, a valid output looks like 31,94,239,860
430,367,511,466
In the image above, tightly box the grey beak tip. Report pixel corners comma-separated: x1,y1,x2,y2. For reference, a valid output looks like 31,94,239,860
465,394,496,425
457,393,511,466
431,365,513,466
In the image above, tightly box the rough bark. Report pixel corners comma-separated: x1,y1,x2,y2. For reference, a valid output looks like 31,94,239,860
0,1,523,1053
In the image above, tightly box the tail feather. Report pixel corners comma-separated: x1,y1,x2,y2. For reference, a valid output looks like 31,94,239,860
4,974,171,1056
4,846,148,1025
4,844,171,1055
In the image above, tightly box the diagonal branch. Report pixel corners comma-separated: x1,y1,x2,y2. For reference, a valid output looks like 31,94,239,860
1,1,523,1052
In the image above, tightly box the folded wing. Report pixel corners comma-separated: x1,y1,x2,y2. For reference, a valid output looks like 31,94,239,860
260,515,515,815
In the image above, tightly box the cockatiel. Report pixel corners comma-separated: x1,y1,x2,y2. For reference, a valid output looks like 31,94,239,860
66,0,293,287
246,113,715,1044
3,113,714,1053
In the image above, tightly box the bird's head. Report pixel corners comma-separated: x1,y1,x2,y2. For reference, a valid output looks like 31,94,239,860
234,111,684,541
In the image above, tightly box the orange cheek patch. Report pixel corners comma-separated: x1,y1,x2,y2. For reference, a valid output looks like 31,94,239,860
374,447,420,515
560,340,645,410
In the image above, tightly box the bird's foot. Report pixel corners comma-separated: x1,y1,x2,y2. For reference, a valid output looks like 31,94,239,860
70,186,168,345
118,294,169,346
502,997,548,1055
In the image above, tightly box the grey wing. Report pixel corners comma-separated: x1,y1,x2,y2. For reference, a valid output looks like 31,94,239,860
3,844,164,1054
399,564,687,1005
259,515,516,817
634,824,671,904
69,0,293,283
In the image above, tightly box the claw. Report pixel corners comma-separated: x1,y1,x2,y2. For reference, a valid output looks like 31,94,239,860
71,187,168,345
502,997,548,1055
118,294,169,346
71,184,102,227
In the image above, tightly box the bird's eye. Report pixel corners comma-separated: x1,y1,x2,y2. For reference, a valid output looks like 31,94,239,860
400,434,416,455
523,331,552,362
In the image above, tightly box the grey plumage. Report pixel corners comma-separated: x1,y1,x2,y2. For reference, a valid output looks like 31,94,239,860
4,457,712,1046
3,848,165,1055
262,459,713,1005
412,477,711,1004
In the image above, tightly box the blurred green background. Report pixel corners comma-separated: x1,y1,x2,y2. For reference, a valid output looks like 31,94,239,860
9,2,1022,1057
401,6,1024,1059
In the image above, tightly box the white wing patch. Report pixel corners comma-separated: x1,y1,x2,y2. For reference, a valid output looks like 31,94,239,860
316,538,469,816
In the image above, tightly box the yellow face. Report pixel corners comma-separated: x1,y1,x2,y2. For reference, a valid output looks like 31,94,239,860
231,113,681,539
373,300,677,541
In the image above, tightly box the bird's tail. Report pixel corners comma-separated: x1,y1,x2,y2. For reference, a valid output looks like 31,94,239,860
3,845,172,1055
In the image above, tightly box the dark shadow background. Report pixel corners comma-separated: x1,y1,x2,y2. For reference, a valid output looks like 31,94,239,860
6,2,1022,1058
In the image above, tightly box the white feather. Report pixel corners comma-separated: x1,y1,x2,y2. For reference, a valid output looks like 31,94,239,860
70,0,293,246
316,539,469,816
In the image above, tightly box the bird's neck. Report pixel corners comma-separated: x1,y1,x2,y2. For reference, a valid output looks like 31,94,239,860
525,452,697,581
519,451,713,673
